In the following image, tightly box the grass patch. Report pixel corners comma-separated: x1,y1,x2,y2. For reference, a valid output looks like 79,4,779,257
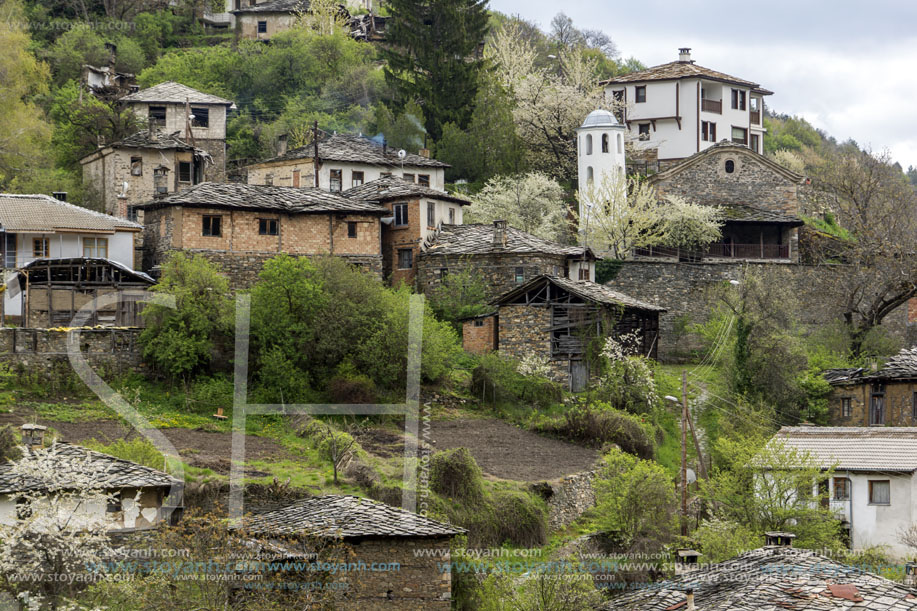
29,400,120,423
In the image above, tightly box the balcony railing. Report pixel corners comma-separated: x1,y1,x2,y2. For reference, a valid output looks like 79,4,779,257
633,242,790,260
750,109,761,125
701,99,722,114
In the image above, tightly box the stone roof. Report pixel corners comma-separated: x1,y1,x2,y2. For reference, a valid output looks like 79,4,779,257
601,546,917,610
342,176,470,205
824,349,917,384
494,275,666,312
0,194,141,233
420,223,591,258
242,495,465,539
717,203,804,226
601,60,772,95
120,81,235,107
770,426,917,472
134,182,388,215
649,141,805,185
231,0,308,13
252,133,449,169
109,130,195,151
0,443,177,494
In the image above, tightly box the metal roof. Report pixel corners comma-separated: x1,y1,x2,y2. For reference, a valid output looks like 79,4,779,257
493,275,666,312
578,109,622,129
250,133,449,169
342,176,470,205
120,81,235,107
242,495,465,539
134,182,388,215
0,194,141,233
601,546,917,610
419,223,592,258
771,426,917,472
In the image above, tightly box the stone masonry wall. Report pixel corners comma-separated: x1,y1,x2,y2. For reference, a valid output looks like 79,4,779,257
416,253,570,302
828,381,917,427
498,305,568,382
534,471,596,531
0,328,145,379
608,260,909,363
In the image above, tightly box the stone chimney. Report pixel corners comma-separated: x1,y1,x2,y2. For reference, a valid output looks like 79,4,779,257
21,424,47,451
277,134,288,157
678,47,692,63
675,549,701,576
418,148,430,159
492,220,508,248
686,589,695,611
764,531,796,547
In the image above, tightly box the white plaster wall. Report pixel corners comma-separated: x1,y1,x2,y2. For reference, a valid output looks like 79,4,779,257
319,163,446,192
568,259,595,282
0,495,16,526
418,198,464,240
576,123,626,222
834,472,915,559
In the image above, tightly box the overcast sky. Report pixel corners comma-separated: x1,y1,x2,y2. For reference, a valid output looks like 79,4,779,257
489,0,917,170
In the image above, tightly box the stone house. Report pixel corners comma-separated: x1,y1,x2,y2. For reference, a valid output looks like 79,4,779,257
416,221,596,302
342,176,470,285
16,258,154,328
825,348,917,426
602,533,917,609
770,426,917,559
119,81,235,182
478,275,665,391
80,131,210,219
245,132,449,193
231,0,338,40
0,427,181,532
240,494,464,610
0,194,142,323
602,48,771,164
135,182,387,286
635,140,806,261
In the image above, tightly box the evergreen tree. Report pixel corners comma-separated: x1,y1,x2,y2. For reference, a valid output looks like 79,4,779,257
382,0,489,140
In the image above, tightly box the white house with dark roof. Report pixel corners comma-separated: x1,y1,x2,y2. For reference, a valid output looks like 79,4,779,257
245,132,449,193
771,426,917,558
0,194,141,321
603,48,771,162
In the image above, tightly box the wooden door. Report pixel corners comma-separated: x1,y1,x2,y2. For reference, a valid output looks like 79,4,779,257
570,360,588,393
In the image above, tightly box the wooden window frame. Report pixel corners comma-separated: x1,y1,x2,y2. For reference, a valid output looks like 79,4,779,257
635,86,646,103
514,266,525,284
403,173,415,183
730,127,748,145
841,397,852,418
397,248,413,270
258,218,278,236
33,238,49,259
191,107,209,128
448,208,455,224
351,171,364,188
329,169,342,193
82,237,109,258
474,319,485,328
418,174,430,187
347,221,357,238
638,124,650,141
868,480,890,505
833,477,850,501
393,203,408,227
148,105,166,126
202,215,222,237
427,202,435,228
257,20,267,33
178,161,192,183
701,121,716,142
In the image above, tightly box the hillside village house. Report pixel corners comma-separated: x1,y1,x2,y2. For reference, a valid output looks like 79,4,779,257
0,425,180,532
603,533,917,610
245,133,449,193
636,141,806,261
136,182,387,285
0,194,142,322
80,131,209,219
119,81,236,182
241,495,464,610
825,348,917,426
231,0,324,40
471,275,664,391
343,176,470,285
770,426,917,559
416,221,596,301
603,48,771,166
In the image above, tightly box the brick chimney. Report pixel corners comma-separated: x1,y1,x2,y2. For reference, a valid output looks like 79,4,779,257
678,47,692,63
492,220,508,248
418,148,430,158
21,424,47,451
764,531,796,547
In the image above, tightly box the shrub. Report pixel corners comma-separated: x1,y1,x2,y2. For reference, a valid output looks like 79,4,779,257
427,266,491,328
430,447,485,504
536,402,656,459
489,489,547,548
188,375,233,414
83,437,165,471
0,425,21,462
471,352,563,409
327,372,378,404
693,518,761,563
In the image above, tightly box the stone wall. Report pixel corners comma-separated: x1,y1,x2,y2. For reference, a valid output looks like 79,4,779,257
0,328,145,378
416,253,570,302
193,250,382,289
498,305,568,382
608,260,910,362
533,471,596,531
828,381,917,427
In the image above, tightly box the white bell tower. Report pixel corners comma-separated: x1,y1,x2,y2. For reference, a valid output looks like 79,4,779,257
576,109,627,226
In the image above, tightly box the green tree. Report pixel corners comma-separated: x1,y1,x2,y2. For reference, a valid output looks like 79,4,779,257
427,266,490,328
140,253,233,382
382,0,490,139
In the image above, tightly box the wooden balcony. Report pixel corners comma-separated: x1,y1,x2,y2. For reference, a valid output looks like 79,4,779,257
633,242,790,260
701,99,722,114
750,110,761,125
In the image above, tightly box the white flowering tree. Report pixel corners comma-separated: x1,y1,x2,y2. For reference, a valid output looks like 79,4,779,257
0,443,122,602
465,172,570,242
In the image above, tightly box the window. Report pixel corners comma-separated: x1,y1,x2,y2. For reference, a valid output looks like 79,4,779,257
191,107,209,128
750,134,760,153
202,215,221,237
418,174,430,187
380,172,392,178
638,124,650,140
439,268,448,278
82,237,108,258
731,89,746,110
841,397,852,418
601,134,609,153
397,248,413,269
725,160,735,174
264,173,273,186
178,161,192,183
329,169,342,192
612,89,625,121
578,265,590,280
106,491,122,513
448,208,455,224
701,121,716,142
869,480,890,505
474,319,484,327
351,171,364,187
258,218,278,236
292,169,301,188
148,105,166,126
130,156,142,176
257,20,267,33
33,238,49,258
514,266,524,284
833,477,850,501
617,133,623,154
635,86,646,103
912,391,917,420
585,134,593,155
347,221,357,238
393,203,408,227
427,202,435,227
586,167,594,185
731,127,748,145
403,173,415,183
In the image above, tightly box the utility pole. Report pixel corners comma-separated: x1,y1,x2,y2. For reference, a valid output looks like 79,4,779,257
313,121,320,188
681,370,688,537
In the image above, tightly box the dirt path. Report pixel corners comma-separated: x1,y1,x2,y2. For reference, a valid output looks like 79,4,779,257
426,418,599,482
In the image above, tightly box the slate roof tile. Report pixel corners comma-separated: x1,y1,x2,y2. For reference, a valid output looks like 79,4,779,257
121,81,234,107
494,275,666,312
254,133,448,168
601,61,771,94
343,176,470,205
419,223,590,257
